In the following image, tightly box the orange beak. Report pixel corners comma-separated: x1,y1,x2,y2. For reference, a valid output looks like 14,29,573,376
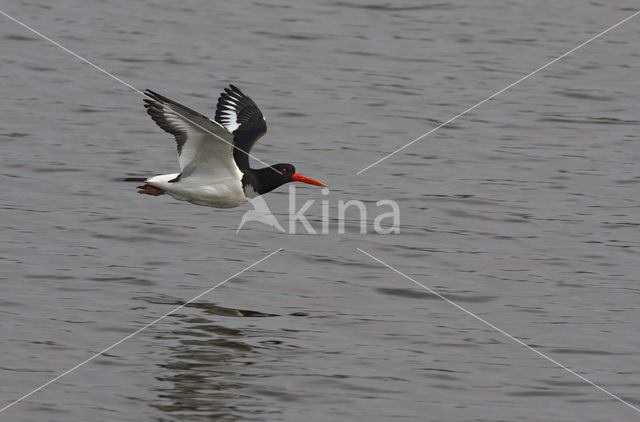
292,173,326,187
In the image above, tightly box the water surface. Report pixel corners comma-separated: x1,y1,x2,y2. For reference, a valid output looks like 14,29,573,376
2,0,640,420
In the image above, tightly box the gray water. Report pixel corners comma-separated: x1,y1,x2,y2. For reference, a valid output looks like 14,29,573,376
2,0,640,421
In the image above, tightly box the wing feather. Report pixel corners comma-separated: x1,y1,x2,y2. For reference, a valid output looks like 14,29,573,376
214,85,267,170
143,90,240,180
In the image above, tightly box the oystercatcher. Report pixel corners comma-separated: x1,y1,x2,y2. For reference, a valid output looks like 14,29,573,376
135,85,326,208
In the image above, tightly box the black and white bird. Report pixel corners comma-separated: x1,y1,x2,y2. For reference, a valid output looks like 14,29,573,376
135,85,326,208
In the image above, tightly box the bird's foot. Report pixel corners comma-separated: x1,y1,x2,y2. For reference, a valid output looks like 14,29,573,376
137,184,165,196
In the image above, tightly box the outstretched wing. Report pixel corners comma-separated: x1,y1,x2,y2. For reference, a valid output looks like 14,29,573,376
144,90,239,179
214,84,267,170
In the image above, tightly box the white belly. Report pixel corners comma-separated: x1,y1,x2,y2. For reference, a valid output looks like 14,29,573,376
147,173,248,208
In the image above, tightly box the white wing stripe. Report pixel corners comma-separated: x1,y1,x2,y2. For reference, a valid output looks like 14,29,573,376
219,109,240,132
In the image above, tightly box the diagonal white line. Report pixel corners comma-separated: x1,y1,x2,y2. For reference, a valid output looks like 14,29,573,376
0,9,278,173
357,248,640,414
0,248,282,413
357,10,640,175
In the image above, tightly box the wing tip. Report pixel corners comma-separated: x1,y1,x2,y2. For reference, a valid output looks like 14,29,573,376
144,89,166,103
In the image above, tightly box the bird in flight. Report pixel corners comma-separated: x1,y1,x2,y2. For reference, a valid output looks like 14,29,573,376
135,85,326,208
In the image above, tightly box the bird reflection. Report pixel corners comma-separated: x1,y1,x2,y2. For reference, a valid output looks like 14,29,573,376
149,301,278,421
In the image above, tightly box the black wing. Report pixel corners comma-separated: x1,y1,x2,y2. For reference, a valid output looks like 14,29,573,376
214,84,267,170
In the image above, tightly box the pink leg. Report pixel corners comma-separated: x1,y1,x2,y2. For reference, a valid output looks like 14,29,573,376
137,184,165,196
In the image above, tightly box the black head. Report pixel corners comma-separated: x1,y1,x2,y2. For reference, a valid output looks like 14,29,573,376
244,163,326,196
271,163,296,183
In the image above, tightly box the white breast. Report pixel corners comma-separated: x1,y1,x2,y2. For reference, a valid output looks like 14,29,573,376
148,173,248,208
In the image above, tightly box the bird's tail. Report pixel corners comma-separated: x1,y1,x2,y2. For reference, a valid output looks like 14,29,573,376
123,177,147,182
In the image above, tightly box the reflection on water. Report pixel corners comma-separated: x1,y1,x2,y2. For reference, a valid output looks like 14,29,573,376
153,316,257,421
150,301,291,421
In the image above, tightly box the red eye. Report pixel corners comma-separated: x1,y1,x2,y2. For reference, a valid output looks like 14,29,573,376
281,168,287,174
